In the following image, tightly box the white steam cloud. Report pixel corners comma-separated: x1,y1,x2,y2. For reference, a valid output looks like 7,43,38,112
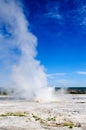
0,0,54,100
0,0,72,103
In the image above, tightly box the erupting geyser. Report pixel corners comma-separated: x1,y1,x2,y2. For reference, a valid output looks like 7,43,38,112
0,0,55,101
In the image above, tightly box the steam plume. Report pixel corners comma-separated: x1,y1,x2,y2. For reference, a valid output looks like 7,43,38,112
0,0,71,103
0,0,49,99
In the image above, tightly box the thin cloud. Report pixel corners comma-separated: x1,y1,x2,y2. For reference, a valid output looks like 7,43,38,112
45,12,62,20
76,71,86,75
76,5,86,27
44,2,62,20
55,79,86,87
47,73,65,79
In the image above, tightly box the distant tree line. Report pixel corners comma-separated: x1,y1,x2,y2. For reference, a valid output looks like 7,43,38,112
55,87,86,94
0,87,14,95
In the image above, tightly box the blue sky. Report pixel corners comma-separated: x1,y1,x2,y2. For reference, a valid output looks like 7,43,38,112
0,0,86,87
22,0,86,87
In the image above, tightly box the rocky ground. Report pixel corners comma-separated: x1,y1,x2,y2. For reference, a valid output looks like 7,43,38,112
0,94,86,130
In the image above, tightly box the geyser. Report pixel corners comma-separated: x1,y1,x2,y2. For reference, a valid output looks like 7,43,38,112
0,0,66,101
0,0,55,101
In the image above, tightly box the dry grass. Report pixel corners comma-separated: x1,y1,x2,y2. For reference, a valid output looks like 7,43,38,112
61,121,74,128
47,116,56,121
32,114,75,128
0,112,28,117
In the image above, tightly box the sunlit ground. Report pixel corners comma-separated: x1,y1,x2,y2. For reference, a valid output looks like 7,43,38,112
0,94,86,130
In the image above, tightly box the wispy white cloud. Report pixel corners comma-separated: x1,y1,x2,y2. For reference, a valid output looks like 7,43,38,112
55,79,73,87
54,79,86,87
48,70,86,87
77,5,86,27
45,12,62,20
76,71,86,75
56,79,68,83
47,73,65,79
44,3,62,20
